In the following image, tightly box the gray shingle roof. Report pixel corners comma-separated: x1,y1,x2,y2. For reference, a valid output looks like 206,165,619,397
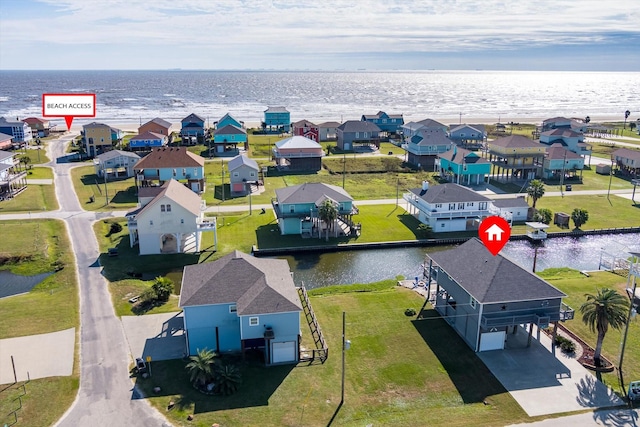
179,251,302,315
429,238,566,304
613,148,640,162
411,128,454,146
409,183,491,204
437,146,489,164
265,106,289,113
215,124,246,135
96,149,141,162
131,131,166,141
490,135,541,148
417,118,446,128
228,154,259,171
0,150,14,161
143,117,172,129
182,113,205,124
545,144,583,160
337,120,381,133
292,119,317,127
275,182,353,204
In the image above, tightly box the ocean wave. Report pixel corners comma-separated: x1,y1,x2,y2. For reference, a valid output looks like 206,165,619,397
0,96,8,102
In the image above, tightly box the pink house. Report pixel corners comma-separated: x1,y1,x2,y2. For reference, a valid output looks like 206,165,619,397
273,136,324,172
292,120,319,142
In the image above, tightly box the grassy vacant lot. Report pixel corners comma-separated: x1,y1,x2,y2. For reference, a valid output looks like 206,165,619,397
70,165,138,211
539,269,639,395
535,194,640,230
14,147,51,165
541,167,634,192
137,284,530,427
0,185,58,213
26,166,54,179
0,220,79,427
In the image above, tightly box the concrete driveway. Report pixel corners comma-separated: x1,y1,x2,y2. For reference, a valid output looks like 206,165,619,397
0,328,75,384
121,312,186,362
478,326,623,417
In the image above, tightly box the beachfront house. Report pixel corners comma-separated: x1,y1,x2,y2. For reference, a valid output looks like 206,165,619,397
213,124,246,156
539,128,591,157
436,146,491,186
401,118,448,143
318,121,340,141
129,131,168,151
292,120,319,142
139,117,172,138
448,124,486,150
542,144,585,180
273,135,323,172
93,150,140,179
486,135,546,181
427,238,571,352
0,133,13,150
336,120,381,151
541,117,588,134
404,128,455,170
126,179,216,255
133,147,205,193
179,250,302,365
228,154,259,195
272,182,359,237
82,122,122,157
0,117,33,145
0,150,27,199
22,117,52,137
180,113,206,145
264,107,291,133
612,148,640,178
215,113,244,130
361,111,404,134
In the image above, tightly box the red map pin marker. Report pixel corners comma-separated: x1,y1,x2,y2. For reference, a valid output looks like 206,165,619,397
478,216,511,256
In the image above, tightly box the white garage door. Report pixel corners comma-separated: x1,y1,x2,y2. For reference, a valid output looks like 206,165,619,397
272,341,296,364
479,331,506,352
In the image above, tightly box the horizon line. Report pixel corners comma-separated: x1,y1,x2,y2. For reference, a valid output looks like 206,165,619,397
1,68,639,73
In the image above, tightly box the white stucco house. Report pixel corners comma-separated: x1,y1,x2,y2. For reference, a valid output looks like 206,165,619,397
126,179,216,255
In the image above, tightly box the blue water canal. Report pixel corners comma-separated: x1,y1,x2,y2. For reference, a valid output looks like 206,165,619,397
278,233,640,289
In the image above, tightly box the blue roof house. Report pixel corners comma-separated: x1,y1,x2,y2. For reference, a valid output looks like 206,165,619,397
404,128,455,170
264,106,291,133
361,111,404,134
437,146,491,186
180,113,206,144
448,124,486,150
129,131,168,150
179,251,303,365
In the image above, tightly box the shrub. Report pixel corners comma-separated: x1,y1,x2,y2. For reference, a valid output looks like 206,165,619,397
214,363,242,395
534,208,552,224
404,308,417,316
554,335,576,353
152,277,174,302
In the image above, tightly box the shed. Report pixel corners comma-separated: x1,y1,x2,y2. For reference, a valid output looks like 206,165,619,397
595,164,611,175
553,212,570,228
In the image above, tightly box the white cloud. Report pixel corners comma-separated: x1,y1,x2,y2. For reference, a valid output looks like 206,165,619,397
1,0,639,69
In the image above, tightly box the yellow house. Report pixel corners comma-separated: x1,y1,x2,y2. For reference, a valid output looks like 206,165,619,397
486,135,546,181
83,122,123,157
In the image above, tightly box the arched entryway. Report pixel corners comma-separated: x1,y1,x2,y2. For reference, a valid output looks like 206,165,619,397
161,233,177,253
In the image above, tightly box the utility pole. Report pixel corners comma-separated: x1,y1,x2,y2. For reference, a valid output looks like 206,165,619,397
607,154,614,201
342,153,346,189
559,149,567,197
221,160,225,202
104,169,109,205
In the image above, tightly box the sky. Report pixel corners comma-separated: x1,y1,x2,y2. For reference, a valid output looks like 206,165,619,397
1,0,639,71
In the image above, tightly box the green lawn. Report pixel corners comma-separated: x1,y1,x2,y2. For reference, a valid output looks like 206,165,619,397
534,194,640,230
538,269,639,395
27,166,54,179
137,284,530,427
0,219,79,427
541,167,634,192
13,148,51,165
70,166,138,211
0,185,58,212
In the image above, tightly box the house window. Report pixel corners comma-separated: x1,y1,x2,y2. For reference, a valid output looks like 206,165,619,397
182,168,186,175
441,223,445,228
161,204,166,212
166,204,171,212
289,206,295,213
435,204,442,208
180,219,184,224
363,132,368,138
466,202,474,207
149,220,153,225
460,133,465,137
449,203,456,210
249,317,259,326
479,202,487,210
193,169,198,176
470,296,477,309
355,132,359,138
173,169,177,177
229,305,237,313
250,172,255,177
458,203,464,210
233,172,239,177
382,119,387,123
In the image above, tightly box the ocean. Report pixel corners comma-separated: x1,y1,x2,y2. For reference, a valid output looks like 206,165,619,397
1,70,639,128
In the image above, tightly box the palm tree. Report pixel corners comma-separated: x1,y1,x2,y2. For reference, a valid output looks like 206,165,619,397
624,110,631,129
151,276,174,302
570,208,589,229
580,288,629,367
185,348,217,388
214,363,242,395
526,179,545,209
318,199,338,241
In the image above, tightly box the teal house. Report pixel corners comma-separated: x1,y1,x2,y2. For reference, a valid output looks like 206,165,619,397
179,251,303,365
361,111,404,134
542,144,584,179
213,124,247,156
272,183,359,237
437,146,491,186
264,106,290,133
216,113,243,129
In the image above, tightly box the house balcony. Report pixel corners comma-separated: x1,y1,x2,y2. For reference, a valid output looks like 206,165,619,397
271,198,358,219
0,170,27,185
272,150,324,159
127,218,138,230
559,302,575,321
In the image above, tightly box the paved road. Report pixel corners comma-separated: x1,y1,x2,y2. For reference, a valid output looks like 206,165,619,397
30,133,172,427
